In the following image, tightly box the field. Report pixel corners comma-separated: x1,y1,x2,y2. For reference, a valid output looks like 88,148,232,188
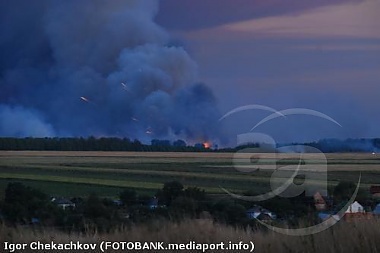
0,151,380,198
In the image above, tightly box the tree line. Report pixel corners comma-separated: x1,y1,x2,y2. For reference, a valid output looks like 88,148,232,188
1,137,379,152
0,137,213,152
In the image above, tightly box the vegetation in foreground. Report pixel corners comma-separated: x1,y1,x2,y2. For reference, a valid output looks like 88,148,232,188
0,179,374,233
1,150,380,252
1,218,380,253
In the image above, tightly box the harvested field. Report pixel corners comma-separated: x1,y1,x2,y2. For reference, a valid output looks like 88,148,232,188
0,151,379,197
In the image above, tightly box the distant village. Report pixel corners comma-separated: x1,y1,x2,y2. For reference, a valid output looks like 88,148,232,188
2,179,379,232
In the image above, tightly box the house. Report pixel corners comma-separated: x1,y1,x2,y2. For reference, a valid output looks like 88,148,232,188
370,186,380,198
246,206,261,219
31,218,40,224
318,212,341,225
51,197,76,210
344,201,372,221
318,212,331,221
345,201,364,213
372,204,380,215
148,197,159,209
246,205,276,221
112,200,123,206
314,192,327,211
256,213,273,222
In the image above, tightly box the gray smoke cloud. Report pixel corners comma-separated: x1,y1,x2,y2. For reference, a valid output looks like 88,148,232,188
0,105,54,137
0,0,220,142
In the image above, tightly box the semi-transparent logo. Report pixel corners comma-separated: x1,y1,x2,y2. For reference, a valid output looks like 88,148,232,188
219,105,361,236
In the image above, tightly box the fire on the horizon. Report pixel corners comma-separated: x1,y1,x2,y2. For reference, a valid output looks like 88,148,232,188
203,142,211,149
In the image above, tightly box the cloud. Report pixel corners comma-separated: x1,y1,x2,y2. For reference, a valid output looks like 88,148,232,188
0,105,55,137
223,0,380,38
0,0,221,141
156,0,362,31
294,44,380,51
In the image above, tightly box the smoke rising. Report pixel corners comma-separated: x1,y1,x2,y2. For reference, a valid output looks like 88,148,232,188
0,0,220,141
0,105,54,137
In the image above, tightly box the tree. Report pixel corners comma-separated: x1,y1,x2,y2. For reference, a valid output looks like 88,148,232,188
119,189,137,207
160,181,184,205
225,203,247,225
84,193,109,219
333,181,357,203
2,182,56,223
333,180,368,205
169,187,208,219
184,187,206,201
83,193,121,232
210,199,247,225
170,196,198,219
173,140,186,147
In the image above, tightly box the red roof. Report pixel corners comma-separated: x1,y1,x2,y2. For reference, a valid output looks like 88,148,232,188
370,186,380,194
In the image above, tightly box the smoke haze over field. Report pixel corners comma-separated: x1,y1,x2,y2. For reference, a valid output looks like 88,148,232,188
0,0,220,142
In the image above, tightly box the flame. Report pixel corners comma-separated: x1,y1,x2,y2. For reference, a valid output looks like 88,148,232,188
203,142,211,149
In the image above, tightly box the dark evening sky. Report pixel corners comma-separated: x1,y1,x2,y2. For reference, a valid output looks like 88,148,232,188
158,0,380,144
0,0,379,145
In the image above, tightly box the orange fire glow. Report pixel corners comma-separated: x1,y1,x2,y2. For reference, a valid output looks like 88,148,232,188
203,142,211,149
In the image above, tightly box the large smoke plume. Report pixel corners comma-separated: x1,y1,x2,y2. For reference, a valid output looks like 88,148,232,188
0,0,220,142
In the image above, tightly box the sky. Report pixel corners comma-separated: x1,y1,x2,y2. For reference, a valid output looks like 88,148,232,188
0,0,379,146
157,0,380,144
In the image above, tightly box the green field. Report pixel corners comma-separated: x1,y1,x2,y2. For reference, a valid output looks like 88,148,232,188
0,151,379,198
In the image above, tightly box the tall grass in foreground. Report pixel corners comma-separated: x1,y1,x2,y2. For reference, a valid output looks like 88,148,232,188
1,219,379,253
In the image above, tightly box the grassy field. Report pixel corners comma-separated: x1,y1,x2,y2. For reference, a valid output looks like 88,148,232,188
0,151,379,198
1,218,380,253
